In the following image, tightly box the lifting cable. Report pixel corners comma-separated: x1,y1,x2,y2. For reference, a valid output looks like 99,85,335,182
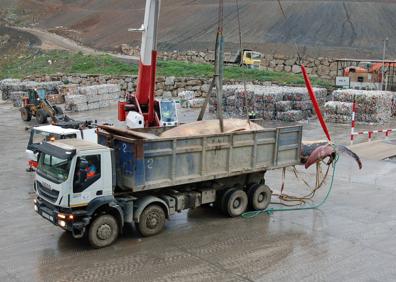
235,0,252,119
239,1,340,218
241,154,339,218
276,0,302,63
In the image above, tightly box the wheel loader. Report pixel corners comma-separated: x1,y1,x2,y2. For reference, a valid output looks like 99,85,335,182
19,89,68,124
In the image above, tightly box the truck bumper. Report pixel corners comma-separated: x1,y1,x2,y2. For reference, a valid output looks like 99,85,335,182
34,197,90,238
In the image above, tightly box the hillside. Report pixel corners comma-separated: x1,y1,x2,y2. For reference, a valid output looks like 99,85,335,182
1,0,396,58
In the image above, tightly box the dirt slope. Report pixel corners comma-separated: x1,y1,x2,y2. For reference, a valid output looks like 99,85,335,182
2,0,396,57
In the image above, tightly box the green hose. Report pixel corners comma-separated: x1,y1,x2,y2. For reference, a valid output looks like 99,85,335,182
241,155,339,218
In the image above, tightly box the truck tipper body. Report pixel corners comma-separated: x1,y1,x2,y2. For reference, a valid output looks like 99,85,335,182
33,124,302,248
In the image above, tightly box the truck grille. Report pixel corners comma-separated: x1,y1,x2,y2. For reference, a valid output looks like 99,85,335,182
37,181,59,203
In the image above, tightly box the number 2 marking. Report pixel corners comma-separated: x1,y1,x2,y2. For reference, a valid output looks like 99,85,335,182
147,159,154,169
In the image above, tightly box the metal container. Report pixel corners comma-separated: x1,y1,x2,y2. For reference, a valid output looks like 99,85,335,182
97,125,303,192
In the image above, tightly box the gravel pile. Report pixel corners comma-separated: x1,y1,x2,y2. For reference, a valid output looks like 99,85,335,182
209,84,327,122
326,89,395,123
64,84,121,112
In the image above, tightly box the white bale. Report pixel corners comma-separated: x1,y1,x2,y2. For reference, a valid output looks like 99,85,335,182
188,98,206,108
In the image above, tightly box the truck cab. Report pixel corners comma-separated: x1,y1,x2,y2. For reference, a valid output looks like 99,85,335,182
242,50,262,69
34,138,176,248
34,140,118,246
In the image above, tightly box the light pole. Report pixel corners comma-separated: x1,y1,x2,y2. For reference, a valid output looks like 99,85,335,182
381,37,389,90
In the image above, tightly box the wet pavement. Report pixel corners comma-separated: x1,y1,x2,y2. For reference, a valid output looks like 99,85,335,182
1,101,396,281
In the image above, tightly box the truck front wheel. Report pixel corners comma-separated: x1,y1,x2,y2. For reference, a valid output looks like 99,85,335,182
137,204,166,237
88,214,119,248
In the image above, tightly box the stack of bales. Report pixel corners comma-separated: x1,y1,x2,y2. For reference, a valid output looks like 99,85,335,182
178,91,206,108
0,79,62,104
9,92,27,107
325,89,395,123
64,84,121,112
210,85,327,122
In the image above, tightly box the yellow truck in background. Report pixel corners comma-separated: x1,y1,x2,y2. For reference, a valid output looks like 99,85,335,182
240,49,262,69
222,49,263,69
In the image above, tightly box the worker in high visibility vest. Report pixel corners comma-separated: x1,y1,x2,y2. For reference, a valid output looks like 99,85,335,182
80,159,97,180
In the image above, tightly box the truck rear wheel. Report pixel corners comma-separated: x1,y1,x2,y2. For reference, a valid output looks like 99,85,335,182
20,107,32,121
88,214,119,248
248,184,272,211
137,204,166,237
224,189,248,217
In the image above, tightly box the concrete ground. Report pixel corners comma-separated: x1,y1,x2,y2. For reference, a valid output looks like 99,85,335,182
1,102,396,281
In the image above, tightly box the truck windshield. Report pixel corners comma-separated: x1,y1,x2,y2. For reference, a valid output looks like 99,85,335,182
37,153,71,184
251,52,262,59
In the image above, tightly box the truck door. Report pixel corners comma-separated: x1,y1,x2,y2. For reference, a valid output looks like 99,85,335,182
71,154,103,207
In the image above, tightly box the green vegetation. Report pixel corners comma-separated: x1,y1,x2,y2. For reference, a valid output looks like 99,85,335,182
0,50,331,87
0,51,137,78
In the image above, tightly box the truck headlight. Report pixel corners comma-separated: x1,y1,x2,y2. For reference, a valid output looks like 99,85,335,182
34,205,38,212
58,220,66,228
58,213,74,220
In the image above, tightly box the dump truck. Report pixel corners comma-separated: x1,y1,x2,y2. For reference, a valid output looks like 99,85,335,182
224,49,263,69
33,124,302,248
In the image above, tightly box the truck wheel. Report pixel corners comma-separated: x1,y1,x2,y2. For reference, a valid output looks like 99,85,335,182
248,184,272,211
88,214,119,248
36,109,48,124
225,189,248,217
220,188,237,213
137,204,166,237
20,107,32,121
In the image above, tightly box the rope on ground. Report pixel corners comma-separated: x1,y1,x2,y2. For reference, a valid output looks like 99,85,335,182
241,154,339,218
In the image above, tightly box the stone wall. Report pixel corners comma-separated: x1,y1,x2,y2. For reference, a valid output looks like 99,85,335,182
21,74,273,100
0,79,62,100
260,54,337,81
120,45,338,81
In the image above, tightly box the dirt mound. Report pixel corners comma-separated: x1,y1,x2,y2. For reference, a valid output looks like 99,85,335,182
0,26,40,54
2,0,396,57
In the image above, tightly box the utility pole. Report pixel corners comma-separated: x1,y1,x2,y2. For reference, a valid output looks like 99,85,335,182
381,37,389,91
214,0,225,132
197,0,224,132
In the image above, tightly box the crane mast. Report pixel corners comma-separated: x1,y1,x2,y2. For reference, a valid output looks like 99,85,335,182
119,0,175,128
